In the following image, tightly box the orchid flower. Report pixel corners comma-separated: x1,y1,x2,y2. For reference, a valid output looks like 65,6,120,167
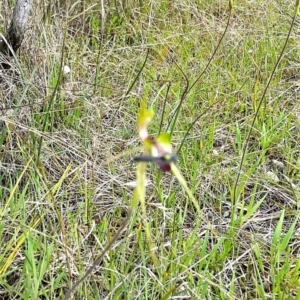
136,102,175,172
131,101,202,266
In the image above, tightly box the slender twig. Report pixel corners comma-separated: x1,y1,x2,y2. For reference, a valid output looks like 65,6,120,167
158,81,171,135
232,1,300,206
167,2,233,136
111,49,149,126
167,60,190,135
63,210,131,300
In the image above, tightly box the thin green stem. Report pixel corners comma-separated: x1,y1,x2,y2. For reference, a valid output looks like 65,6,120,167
167,2,232,137
111,49,149,126
232,2,299,209
63,210,131,300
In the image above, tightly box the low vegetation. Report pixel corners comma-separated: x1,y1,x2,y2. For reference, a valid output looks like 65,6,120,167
0,1,299,299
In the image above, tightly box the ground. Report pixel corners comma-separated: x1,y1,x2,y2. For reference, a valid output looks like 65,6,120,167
0,0,300,299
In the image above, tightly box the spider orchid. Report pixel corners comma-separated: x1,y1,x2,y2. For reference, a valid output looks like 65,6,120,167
133,101,201,216
135,102,176,172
